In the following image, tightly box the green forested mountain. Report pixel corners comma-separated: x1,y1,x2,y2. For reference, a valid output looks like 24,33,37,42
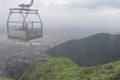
47,33,120,66
3,33,120,80
19,57,120,80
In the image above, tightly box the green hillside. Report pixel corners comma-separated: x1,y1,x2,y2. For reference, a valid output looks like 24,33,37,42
1,62,29,80
47,33,120,66
19,57,120,80
0,77,12,80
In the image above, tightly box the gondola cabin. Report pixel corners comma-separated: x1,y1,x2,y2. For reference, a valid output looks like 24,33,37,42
7,0,43,41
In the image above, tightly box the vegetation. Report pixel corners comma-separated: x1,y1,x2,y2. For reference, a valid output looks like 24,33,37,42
47,33,120,66
3,33,120,80
1,62,29,80
19,57,120,80
0,77,12,80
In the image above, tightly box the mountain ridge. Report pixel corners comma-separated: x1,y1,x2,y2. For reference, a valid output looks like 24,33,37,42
47,33,120,66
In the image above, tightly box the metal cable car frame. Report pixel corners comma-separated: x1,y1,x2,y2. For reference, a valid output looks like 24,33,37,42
19,0,34,9
7,8,43,41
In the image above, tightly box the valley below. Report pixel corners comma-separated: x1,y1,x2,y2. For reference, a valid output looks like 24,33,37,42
0,33,120,80
0,35,69,71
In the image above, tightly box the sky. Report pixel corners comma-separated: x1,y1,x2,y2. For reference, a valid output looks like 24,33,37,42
1,0,120,35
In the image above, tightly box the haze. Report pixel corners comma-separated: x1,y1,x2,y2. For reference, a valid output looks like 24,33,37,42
1,0,120,36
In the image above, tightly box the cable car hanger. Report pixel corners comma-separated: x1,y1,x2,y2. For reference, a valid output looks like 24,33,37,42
19,0,34,10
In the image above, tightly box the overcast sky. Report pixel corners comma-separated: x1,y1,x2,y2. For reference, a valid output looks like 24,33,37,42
1,0,120,35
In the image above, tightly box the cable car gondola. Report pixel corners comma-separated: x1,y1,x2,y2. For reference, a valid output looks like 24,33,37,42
7,0,43,41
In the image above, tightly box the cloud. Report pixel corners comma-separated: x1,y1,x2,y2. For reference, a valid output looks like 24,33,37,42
4,0,120,9
42,0,68,6
39,0,68,6
67,0,120,9
1,0,120,34
39,0,120,9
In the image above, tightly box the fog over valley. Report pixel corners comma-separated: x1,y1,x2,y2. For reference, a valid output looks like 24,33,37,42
1,0,120,80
